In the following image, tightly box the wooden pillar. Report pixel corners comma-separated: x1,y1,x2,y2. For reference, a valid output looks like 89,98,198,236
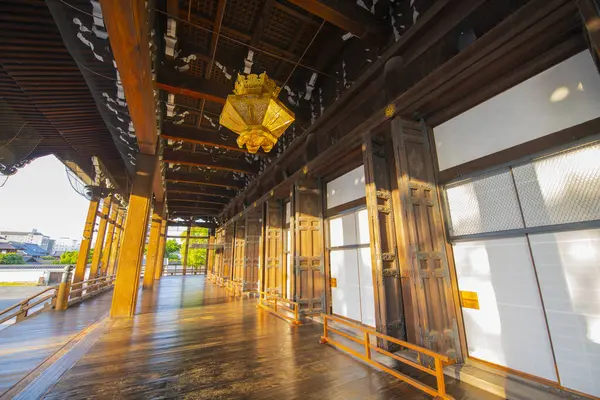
215,227,225,277
363,128,408,344
244,207,261,292
154,218,167,280
89,197,112,278
233,217,245,284
207,229,215,275
106,209,125,276
73,197,100,283
182,222,191,275
222,223,235,280
143,201,164,289
579,0,600,59
264,200,283,295
100,205,119,277
293,178,325,314
111,153,155,318
390,117,460,360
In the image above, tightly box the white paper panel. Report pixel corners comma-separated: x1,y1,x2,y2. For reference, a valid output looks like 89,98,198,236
329,213,357,247
453,237,557,382
285,201,291,224
358,247,376,327
529,229,600,397
286,252,292,300
330,249,362,322
434,51,600,171
356,208,370,245
326,165,366,209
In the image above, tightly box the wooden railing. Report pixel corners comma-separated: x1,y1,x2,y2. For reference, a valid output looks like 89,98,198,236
225,280,243,296
68,275,115,305
321,314,454,399
0,286,58,327
257,291,301,325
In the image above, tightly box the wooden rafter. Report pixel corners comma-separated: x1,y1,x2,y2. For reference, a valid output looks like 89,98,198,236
99,0,165,202
155,68,229,104
166,183,237,198
167,194,229,205
166,171,246,190
162,122,273,158
169,200,223,210
286,0,385,40
163,149,259,175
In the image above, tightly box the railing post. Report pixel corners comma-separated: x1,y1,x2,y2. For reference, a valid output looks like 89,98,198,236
274,297,278,313
55,265,74,311
320,315,328,344
364,332,371,360
15,304,28,322
434,357,446,399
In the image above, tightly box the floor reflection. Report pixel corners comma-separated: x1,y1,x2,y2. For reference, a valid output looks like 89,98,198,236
45,276,500,399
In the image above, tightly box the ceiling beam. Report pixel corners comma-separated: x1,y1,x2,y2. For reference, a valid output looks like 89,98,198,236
166,170,246,190
155,67,230,104
167,194,229,205
99,0,165,202
166,220,217,229
161,122,273,158
169,205,220,214
169,200,224,209
166,182,237,198
163,149,259,175
99,0,157,154
579,0,600,59
285,0,386,40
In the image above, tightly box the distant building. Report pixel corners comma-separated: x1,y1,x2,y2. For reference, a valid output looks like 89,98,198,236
0,242,17,254
10,242,48,261
0,229,51,251
52,237,82,254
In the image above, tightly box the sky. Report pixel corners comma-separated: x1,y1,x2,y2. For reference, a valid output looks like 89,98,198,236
0,155,90,239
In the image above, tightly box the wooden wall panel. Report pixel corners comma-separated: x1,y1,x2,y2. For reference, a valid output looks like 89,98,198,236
391,117,461,360
207,231,215,274
293,179,325,314
214,227,224,276
264,200,283,295
233,219,245,283
363,129,407,344
223,224,235,279
244,207,262,291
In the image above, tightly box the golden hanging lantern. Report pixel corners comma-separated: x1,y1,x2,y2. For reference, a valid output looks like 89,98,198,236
219,72,295,154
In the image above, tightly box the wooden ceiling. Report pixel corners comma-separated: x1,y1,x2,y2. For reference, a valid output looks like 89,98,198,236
0,0,129,185
155,0,400,220
157,0,588,223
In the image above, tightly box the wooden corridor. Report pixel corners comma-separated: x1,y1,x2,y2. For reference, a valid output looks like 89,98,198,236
43,276,499,399
0,290,113,395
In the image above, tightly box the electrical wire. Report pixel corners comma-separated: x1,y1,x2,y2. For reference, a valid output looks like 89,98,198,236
280,20,326,93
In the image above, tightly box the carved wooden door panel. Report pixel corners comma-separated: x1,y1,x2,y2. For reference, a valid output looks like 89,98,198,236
233,219,245,284
391,117,460,360
264,200,283,295
244,207,261,291
215,227,224,276
294,179,325,314
363,129,407,343
223,223,235,280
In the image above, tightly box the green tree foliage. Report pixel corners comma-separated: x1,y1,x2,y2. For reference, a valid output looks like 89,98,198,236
0,254,25,264
165,239,181,258
180,227,208,270
58,251,79,264
53,249,93,265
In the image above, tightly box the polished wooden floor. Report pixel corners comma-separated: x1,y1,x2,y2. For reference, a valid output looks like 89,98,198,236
0,290,113,395
44,276,500,399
